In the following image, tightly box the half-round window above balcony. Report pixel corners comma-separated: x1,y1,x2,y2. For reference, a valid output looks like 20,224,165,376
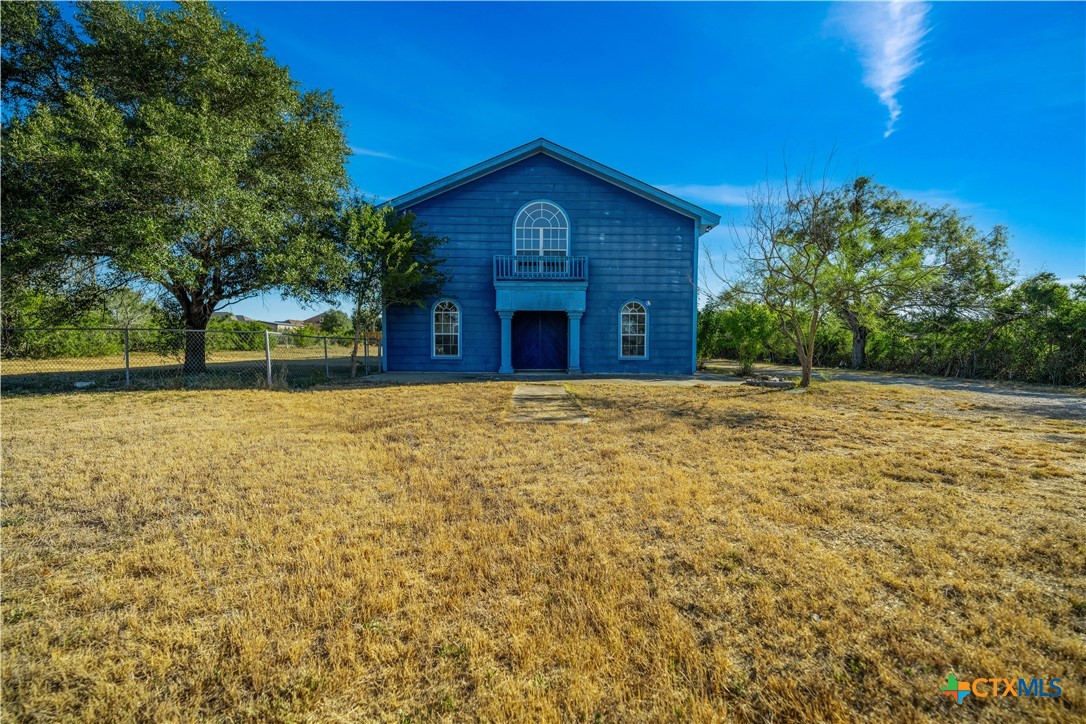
514,201,568,257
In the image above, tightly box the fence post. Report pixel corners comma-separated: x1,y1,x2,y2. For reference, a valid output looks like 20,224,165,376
264,330,272,388
324,337,330,380
364,333,369,375
123,328,131,387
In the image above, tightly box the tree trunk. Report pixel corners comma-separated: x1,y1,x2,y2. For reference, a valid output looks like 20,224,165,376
799,308,819,388
183,320,210,374
844,310,868,369
349,295,362,378
787,328,814,388
850,326,868,369
350,324,362,378
181,306,214,375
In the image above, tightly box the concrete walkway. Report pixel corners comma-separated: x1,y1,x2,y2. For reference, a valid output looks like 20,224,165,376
510,384,590,423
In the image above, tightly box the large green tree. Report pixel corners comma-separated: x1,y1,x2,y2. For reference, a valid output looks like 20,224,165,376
814,179,1013,371
826,177,930,369
2,1,349,372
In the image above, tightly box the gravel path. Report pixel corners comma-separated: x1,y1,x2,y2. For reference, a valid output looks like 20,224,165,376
719,363,1086,421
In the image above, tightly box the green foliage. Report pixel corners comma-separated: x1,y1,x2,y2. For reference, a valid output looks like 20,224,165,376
291,198,445,368
811,315,851,367
205,317,270,352
698,303,781,374
724,169,847,386
286,198,445,375
1,1,78,116
2,328,121,360
703,273,1086,386
718,168,1030,384
280,325,324,348
914,206,1016,324
1,287,165,358
825,178,931,367
867,273,1086,385
303,200,447,313
318,309,351,336
1,299,121,358
2,1,349,372
104,288,163,328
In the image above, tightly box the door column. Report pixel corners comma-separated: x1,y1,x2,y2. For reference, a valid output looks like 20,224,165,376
498,310,514,374
567,311,582,373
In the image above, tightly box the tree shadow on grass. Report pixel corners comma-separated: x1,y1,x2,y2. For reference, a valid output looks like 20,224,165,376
578,387,774,432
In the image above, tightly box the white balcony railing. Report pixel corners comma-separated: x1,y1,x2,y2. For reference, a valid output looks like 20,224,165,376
494,255,588,282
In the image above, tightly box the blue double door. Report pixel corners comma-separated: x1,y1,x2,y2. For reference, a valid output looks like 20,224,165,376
511,311,568,370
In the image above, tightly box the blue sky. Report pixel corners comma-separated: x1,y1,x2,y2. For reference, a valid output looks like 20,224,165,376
207,1,1085,321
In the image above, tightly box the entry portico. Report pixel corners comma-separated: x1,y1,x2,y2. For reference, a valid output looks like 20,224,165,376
494,258,588,373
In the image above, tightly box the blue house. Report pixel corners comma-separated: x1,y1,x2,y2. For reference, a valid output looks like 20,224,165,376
384,139,720,375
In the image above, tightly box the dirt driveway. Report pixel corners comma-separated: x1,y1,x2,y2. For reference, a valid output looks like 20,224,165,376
704,361,1086,422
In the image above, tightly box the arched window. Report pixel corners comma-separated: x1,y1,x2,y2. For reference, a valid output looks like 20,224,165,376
514,201,568,257
620,301,647,359
432,300,460,358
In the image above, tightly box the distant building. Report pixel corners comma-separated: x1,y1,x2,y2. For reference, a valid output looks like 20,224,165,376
268,319,307,332
210,312,261,324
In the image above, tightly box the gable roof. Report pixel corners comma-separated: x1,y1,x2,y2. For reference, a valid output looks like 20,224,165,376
211,312,259,323
387,139,722,235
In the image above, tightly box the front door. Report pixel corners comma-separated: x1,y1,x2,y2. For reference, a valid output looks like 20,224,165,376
512,312,568,370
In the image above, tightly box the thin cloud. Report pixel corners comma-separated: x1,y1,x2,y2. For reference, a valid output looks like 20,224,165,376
350,145,437,171
350,146,399,160
896,187,983,213
831,1,931,138
658,182,753,207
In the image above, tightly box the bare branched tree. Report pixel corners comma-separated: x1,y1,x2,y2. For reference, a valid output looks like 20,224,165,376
712,160,844,388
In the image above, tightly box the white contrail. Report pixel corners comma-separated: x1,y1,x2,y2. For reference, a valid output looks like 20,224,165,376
832,1,931,138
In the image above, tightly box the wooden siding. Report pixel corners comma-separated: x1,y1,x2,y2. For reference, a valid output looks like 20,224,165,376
386,154,697,374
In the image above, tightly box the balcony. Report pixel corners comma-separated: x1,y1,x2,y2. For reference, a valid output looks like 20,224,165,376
493,255,588,282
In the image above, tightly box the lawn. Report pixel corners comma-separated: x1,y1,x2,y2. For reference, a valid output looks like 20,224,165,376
0,346,382,393
0,346,358,373
2,381,1083,721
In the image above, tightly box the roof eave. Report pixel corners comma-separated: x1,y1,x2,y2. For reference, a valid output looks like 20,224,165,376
387,139,722,236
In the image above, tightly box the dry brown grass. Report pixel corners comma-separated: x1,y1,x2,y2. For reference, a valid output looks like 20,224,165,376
2,381,1084,721
0,345,364,374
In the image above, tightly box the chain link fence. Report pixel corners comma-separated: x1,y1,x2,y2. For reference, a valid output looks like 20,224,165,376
0,327,382,394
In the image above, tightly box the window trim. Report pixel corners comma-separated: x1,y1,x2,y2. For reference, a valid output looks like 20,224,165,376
431,299,462,360
618,299,649,360
512,200,571,257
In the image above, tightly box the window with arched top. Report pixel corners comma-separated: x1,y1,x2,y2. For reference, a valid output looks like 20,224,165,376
514,201,568,257
620,301,648,359
432,300,461,358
